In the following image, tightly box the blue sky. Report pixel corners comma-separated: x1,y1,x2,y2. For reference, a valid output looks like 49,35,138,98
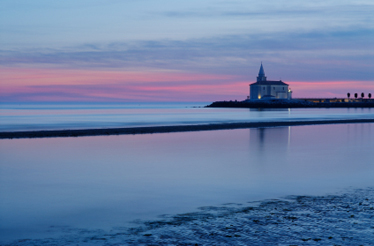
1,0,373,101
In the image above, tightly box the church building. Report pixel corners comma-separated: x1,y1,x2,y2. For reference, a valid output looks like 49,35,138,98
249,64,292,100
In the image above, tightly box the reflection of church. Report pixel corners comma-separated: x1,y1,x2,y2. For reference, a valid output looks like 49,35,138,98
249,126,291,162
249,63,292,100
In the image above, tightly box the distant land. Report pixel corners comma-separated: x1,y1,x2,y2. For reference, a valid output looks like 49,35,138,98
208,64,374,108
206,99,374,109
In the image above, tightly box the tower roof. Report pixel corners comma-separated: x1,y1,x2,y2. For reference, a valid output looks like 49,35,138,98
258,63,265,76
257,63,267,82
252,63,288,85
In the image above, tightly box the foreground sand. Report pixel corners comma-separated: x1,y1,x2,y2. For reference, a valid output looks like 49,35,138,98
5,188,374,245
2,118,374,139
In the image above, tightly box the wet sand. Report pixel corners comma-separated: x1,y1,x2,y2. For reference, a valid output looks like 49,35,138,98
5,188,374,245
2,118,374,139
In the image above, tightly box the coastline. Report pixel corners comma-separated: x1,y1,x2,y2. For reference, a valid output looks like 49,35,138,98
207,100,374,108
1,118,374,139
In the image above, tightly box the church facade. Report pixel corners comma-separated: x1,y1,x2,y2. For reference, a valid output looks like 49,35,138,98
249,64,292,100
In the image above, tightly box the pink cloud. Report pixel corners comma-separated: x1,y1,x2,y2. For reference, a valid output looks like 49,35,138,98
0,67,244,101
0,67,234,86
1,66,373,102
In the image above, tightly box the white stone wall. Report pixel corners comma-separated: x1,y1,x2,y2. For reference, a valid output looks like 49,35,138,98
250,84,289,100
249,85,260,99
272,85,288,99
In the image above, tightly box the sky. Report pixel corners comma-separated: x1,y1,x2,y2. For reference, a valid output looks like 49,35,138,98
1,0,373,102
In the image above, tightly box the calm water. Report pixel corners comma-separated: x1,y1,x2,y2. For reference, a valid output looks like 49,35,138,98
1,123,374,243
1,102,374,131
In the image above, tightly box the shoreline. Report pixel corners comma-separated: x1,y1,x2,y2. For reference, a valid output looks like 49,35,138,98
1,118,374,139
5,187,374,245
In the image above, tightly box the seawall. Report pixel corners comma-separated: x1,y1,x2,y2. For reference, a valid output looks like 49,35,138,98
207,99,374,108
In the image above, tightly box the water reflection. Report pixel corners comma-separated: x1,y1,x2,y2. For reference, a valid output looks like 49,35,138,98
1,103,374,131
1,123,374,242
249,127,290,155
249,108,289,112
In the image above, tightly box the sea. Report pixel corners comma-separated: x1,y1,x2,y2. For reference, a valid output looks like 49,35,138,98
1,102,374,244
1,102,374,132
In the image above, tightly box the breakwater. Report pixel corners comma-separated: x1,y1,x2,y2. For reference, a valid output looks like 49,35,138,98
2,118,374,139
207,99,374,108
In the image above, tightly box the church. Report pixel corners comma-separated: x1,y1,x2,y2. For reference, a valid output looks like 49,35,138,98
249,63,292,100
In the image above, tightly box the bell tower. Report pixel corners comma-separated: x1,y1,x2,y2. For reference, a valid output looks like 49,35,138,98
257,63,267,82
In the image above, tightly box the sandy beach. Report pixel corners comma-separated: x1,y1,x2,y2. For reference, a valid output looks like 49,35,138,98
2,118,374,139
